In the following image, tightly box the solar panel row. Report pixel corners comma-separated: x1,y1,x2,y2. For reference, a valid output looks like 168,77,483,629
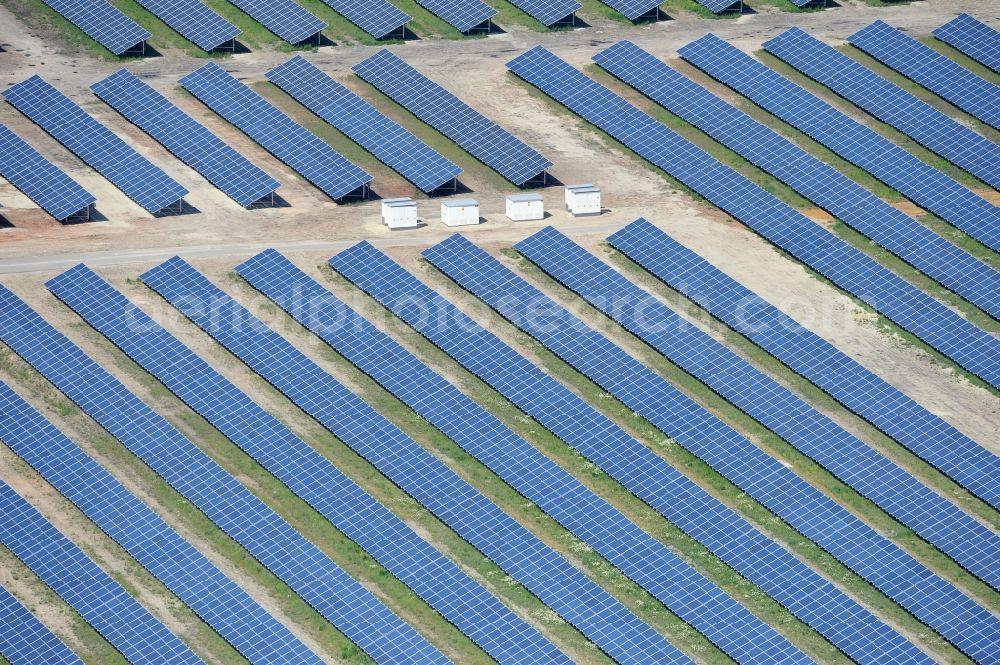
695,0,740,14
238,248,811,665
848,20,1000,129
506,46,1000,389
678,34,1000,252
141,255,697,665
50,263,570,665
0,584,82,665
353,49,552,185
92,69,280,208
0,480,205,665
422,233,1000,664
0,378,327,665
412,0,496,33
267,57,461,194
933,14,1000,73
0,123,95,221
40,0,150,55
132,0,240,51
607,218,1000,513
222,0,326,44
593,39,1000,317
503,0,580,26
3,76,188,215
763,28,1000,191
0,284,453,665
516,226,1000,590
331,240,934,665
180,63,371,201
318,0,410,39
601,0,661,22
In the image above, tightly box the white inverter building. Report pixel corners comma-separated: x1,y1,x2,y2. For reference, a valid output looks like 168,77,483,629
505,193,544,221
381,197,418,229
441,198,479,226
565,184,601,216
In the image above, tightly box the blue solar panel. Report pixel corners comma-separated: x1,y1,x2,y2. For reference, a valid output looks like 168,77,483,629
332,240,935,665
764,28,1000,191
353,50,551,185
517,225,1000,589
180,63,371,201
593,39,1000,317
0,480,204,665
695,0,739,14
48,264,568,665
601,0,660,21
503,0,579,26
849,20,1000,129
0,123,95,221
934,14,1000,73
319,0,410,38
422,233,1000,664
0,378,325,665
2,76,188,215
0,284,450,665
267,57,461,193
608,218,1000,513
0,584,82,665
412,0,496,33
140,256,696,665
132,0,239,51
506,46,1000,389
678,34,1000,252
40,0,150,55
222,0,325,43
92,69,279,208
238,248,810,665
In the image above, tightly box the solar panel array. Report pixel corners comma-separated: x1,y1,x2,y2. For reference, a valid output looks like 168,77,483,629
49,264,568,665
695,0,738,13
516,226,1000,589
506,46,1000,389
503,0,580,26
238,249,810,665
934,14,1000,73
319,0,410,38
40,0,150,55
0,480,205,665
92,69,280,208
593,39,1000,317
141,256,696,665
353,50,552,185
331,240,934,665
0,284,451,665
601,0,661,22
413,0,496,33
222,0,326,43
267,57,461,193
763,28,1000,191
132,0,239,51
2,76,188,215
0,584,82,665
0,377,327,665
677,34,1000,252
422,233,1000,664
180,63,371,201
0,123,95,221
849,20,1000,129
608,218,1000,513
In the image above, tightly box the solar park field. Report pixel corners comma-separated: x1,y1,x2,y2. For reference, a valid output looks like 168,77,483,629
0,0,997,664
